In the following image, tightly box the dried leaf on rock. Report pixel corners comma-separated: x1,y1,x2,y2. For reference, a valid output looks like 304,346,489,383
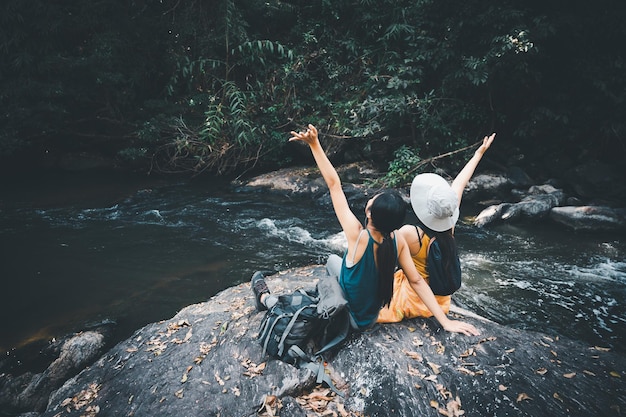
412,337,425,347
435,383,452,399
297,387,337,414
181,366,193,383
563,372,576,379
201,338,218,353
428,362,441,375
194,340,217,364
457,367,480,377
459,348,474,358
82,405,100,417
403,350,423,361
62,383,101,411
242,359,266,377
553,392,564,402
583,370,596,376
164,319,190,338
535,368,548,376
215,372,225,385
435,342,445,355
593,346,611,352
516,393,531,402
407,364,423,377
439,396,465,417
498,385,507,391
146,339,167,355
610,371,621,378
174,389,184,399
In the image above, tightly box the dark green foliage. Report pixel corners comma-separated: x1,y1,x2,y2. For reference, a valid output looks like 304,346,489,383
0,0,624,178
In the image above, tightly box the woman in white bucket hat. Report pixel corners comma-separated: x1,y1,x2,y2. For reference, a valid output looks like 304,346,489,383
378,133,496,323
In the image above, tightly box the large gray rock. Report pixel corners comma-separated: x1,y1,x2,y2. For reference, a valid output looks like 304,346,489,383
463,173,513,202
550,206,626,232
39,266,625,417
1,331,107,414
238,164,379,198
474,184,565,227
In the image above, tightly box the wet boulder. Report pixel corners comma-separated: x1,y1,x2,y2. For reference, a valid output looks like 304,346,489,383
550,206,626,232
236,163,379,199
474,184,565,227
1,330,108,414
463,173,514,203
37,266,625,417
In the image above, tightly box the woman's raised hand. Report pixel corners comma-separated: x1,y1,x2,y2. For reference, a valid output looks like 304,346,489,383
476,132,496,157
289,124,318,146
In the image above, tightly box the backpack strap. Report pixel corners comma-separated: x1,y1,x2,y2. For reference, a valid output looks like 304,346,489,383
260,311,287,356
293,348,345,397
277,304,316,357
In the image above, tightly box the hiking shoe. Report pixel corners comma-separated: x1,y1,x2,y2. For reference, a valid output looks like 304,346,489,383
251,271,270,311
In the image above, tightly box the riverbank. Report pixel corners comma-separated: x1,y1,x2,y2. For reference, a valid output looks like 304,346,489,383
4,266,624,416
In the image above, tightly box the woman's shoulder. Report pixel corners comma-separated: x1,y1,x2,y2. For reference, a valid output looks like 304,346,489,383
399,224,422,240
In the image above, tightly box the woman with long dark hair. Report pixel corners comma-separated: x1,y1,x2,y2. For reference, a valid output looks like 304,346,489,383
378,133,495,323
254,124,478,335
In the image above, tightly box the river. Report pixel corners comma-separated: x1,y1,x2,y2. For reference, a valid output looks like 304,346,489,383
1,170,625,371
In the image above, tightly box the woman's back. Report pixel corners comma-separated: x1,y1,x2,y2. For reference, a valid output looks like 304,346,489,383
340,230,395,328
399,225,430,278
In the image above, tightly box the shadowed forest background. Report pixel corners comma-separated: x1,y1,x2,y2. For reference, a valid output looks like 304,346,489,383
1,0,624,199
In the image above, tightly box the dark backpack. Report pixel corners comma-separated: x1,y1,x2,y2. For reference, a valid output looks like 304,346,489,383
258,288,322,364
257,275,351,394
420,229,462,296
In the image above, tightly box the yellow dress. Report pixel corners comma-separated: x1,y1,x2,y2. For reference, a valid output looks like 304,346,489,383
377,233,451,323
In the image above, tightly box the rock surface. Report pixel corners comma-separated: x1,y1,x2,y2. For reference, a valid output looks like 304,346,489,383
1,330,109,415
35,266,625,417
473,184,565,227
550,206,626,232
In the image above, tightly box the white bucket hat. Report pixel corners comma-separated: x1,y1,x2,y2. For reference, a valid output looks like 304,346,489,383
410,173,459,232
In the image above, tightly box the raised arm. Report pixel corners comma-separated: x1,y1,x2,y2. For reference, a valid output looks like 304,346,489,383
396,236,480,336
451,133,496,207
289,125,362,242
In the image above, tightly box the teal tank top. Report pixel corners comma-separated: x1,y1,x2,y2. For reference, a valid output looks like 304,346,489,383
339,230,397,329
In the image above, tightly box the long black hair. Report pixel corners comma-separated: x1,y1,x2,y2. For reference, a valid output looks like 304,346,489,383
369,191,407,307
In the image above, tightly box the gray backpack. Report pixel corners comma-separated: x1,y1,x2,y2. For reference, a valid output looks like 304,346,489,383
257,274,351,394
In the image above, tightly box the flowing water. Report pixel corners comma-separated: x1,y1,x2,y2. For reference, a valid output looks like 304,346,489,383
1,170,625,371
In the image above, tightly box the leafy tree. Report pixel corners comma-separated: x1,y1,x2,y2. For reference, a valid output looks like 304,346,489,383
0,0,624,184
